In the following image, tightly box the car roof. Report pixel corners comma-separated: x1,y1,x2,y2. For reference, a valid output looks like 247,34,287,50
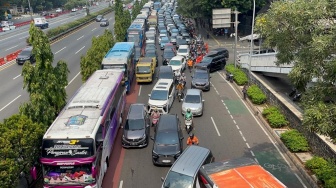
171,55,184,60
179,45,189,49
153,79,174,91
186,89,202,95
157,114,178,131
22,46,33,51
128,103,145,119
159,66,173,71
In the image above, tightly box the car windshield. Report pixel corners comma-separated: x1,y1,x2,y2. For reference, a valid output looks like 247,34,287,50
150,90,168,100
164,52,175,58
169,60,181,66
163,171,193,188
101,19,107,22
145,52,156,57
159,72,173,79
156,131,179,145
125,119,145,130
20,50,31,56
185,94,201,103
146,46,155,50
162,38,169,43
97,15,103,18
137,66,151,74
178,49,187,53
171,33,178,37
194,72,208,79
202,57,212,63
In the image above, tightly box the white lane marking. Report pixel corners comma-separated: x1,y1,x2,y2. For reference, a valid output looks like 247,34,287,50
92,28,97,31
233,120,236,124
55,47,66,54
0,32,26,42
109,18,112,20
13,74,21,79
250,150,255,157
65,72,81,88
5,45,18,51
138,85,142,96
216,72,291,166
75,46,85,54
77,35,84,40
19,36,29,39
294,173,307,188
236,125,240,129
119,180,123,188
246,143,250,149
210,117,221,136
230,114,233,119
0,95,21,112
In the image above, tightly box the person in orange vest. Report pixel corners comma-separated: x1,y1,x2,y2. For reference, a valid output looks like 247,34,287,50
187,133,199,145
187,58,193,73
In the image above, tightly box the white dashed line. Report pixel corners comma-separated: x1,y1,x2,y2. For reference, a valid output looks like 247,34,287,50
138,85,142,96
92,28,97,31
233,120,236,124
250,150,255,157
55,47,66,54
13,74,21,79
65,72,81,88
0,95,21,112
119,180,123,188
210,117,221,136
75,46,85,54
5,45,18,51
246,143,251,149
77,35,84,40
236,125,240,129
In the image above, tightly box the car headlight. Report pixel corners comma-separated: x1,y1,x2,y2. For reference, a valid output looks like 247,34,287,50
142,134,146,139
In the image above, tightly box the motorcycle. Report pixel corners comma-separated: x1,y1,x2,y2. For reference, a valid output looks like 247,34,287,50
177,89,184,102
184,114,193,134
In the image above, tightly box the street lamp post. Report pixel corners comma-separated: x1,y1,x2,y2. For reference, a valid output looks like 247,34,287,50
27,0,33,20
248,0,256,76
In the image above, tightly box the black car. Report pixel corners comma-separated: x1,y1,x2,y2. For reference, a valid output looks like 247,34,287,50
151,114,183,166
96,15,103,22
191,69,211,91
176,37,187,49
162,49,176,65
100,18,109,27
195,55,225,72
145,49,158,66
122,104,150,148
16,46,35,65
206,48,229,61
158,66,174,80
145,43,156,52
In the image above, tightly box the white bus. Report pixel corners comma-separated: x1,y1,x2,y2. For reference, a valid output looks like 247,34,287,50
32,70,126,188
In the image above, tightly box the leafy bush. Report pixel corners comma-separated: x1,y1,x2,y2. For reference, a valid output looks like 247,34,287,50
262,106,288,128
305,156,336,187
225,64,248,85
280,129,309,152
246,85,266,104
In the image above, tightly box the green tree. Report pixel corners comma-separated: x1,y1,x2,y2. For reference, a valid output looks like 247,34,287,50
255,0,336,139
115,0,123,17
114,9,131,42
0,114,45,187
221,0,266,14
132,0,141,20
20,23,69,126
80,30,115,81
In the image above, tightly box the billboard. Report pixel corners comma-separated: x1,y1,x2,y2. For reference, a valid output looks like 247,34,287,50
212,8,231,28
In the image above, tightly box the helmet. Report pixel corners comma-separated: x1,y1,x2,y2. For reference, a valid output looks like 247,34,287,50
187,108,191,113
182,73,185,76
189,133,194,138
154,107,158,112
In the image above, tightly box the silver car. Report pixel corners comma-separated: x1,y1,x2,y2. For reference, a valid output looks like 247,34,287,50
181,89,204,116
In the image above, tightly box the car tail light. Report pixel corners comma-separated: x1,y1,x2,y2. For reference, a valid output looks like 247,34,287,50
200,175,209,185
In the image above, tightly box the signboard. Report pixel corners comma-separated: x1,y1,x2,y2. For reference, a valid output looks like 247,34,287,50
212,8,231,28
42,139,94,158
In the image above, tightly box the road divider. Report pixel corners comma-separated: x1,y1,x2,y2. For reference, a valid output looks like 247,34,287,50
0,57,5,66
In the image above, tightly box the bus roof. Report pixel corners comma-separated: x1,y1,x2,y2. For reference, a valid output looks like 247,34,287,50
43,70,123,139
110,42,135,53
102,54,128,65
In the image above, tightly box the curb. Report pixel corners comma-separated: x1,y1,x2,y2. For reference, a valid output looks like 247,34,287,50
224,72,318,188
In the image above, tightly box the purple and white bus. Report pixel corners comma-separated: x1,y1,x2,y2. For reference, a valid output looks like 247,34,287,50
31,70,126,188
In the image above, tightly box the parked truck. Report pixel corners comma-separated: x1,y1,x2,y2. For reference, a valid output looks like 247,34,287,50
34,17,49,29
148,15,157,28
136,57,156,83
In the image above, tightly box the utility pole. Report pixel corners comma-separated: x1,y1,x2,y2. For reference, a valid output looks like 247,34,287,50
233,9,240,68
27,0,33,21
248,0,256,76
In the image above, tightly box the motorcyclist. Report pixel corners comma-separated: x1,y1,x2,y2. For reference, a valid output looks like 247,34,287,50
187,58,193,73
180,73,186,86
187,133,199,145
185,108,193,120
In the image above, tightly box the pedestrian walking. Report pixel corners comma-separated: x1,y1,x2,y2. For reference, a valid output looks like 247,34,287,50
242,84,248,100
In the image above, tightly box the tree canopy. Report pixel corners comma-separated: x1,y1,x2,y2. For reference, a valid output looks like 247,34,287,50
114,0,132,42
20,23,69,127
255,0,336,139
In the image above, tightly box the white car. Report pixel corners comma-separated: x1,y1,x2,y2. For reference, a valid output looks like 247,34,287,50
168,56,186,77
148,79,176,114
177,45,190,58
149,27,156,33
2,25,16,31
71,8,78,12
55,8,62,13
159,33,167,44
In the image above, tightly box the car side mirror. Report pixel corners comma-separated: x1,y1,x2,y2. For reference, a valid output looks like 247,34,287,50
150,136,154,140
169,95,172,98
181,137,184,140
202,100,205,102
161,177,164,182
180,99,183,101
146,124,150,128
191,76,193,78
148,94,151,97
120,125,124,129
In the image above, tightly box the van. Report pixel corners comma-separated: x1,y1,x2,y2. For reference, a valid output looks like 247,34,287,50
34,17,49,29
161,145,214,188
148,79,175,114
158,66,174,80
121,103,150,148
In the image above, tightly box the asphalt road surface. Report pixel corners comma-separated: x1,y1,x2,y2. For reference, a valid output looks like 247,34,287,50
0,2,109,58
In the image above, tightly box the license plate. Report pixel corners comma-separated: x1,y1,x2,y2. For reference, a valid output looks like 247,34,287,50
130,143,137,146
162,160,171,163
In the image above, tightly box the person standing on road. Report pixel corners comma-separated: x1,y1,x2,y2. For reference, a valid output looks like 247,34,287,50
242,84,248,100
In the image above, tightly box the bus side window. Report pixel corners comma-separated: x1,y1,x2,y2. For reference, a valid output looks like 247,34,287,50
96,126,103,148
104,120,110,137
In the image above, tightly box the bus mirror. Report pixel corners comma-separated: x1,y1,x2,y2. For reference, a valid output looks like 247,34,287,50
91,166,97,178
30,166,37,180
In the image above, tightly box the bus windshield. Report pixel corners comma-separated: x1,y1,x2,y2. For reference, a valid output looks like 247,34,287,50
43,164,95,185
102,64,127,71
